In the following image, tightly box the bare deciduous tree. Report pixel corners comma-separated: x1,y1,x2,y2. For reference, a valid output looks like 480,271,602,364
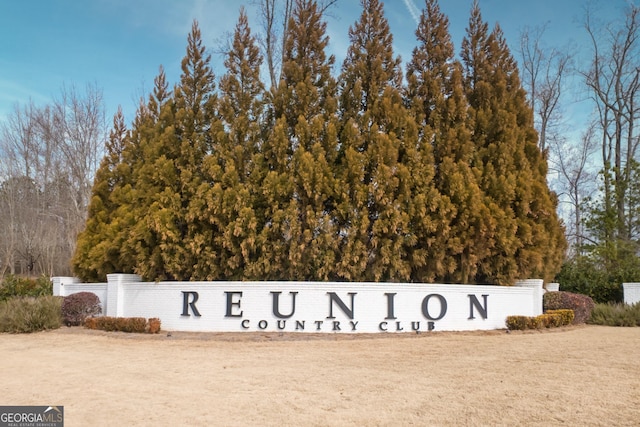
255,0,337,89
550,126,598,254
582,4,640,242
0,83,106,277
519,24,572,152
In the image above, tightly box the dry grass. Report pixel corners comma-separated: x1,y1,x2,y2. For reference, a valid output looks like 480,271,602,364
1,325,639,426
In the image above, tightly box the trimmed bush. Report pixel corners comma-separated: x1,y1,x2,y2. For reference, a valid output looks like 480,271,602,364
536,313,556,328
543,291,595,324
61,292,101,326
546,309,575,326
506,316,529,330
84,316,161,334
147,318,161,334
0,275,52,301
506,310,574,331
118,317,147,333
528,316,544,329
0,296,63,333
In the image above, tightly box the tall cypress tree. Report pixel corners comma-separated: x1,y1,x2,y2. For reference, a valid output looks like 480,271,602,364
113,97,157,278
406,0,492,283
337,0,414,281
256,0,339,280
72,107,128,281
192,8,266,280
461,1,565,284
125,21,219,281
173,21,219,280
125,66,179,281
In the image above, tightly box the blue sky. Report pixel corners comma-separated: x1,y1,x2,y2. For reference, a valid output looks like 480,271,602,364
0,0,631,127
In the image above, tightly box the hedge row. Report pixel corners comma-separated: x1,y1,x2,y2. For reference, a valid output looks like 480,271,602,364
84,316,161,334
506,309,575,331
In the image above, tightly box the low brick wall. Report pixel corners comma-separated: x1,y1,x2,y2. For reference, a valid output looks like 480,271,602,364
52,275,544,333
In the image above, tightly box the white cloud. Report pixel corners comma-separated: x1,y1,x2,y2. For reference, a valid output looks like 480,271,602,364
402,0,421,25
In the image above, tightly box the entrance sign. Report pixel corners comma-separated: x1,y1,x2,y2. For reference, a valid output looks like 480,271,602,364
53,275,544,333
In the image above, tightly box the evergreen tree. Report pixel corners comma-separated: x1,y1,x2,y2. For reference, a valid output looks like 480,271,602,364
72,107,128,281
122,21,218,281
172,20,221,280
337,0,414,281
406,0,492,283
192,8,266,279
461,1,565,284
99,98,154,279
257,0,340,280
124,66,179,280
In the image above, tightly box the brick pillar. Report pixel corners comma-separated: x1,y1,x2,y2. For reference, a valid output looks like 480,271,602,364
106,274,142,317
515,279,544,315
623,283,640,305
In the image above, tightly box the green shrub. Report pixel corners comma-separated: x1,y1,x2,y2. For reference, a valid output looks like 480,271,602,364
85,316,161,333
543,291,595,324
61,292,102,326
589,303,640,326
0,296,63,333
555,256,639,303
0,275,52,301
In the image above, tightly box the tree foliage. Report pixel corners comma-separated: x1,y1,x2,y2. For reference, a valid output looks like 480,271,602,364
69,0,565,284
461,1,565,284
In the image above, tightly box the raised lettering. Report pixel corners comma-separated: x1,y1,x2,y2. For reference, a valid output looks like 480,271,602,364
271,291,298,319
241,319,250,329
350,321,358,331
384,292,397,319
468,294,489,320
379,321,388,331
422,294,447,321
181,291,201,317
225,291,243,317
327,292,356,319
295,320,305,331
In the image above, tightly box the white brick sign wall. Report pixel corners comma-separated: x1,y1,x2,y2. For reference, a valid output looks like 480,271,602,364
53,275,544,333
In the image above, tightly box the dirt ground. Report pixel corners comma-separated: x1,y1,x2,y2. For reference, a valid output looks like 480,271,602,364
1,325,639,427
